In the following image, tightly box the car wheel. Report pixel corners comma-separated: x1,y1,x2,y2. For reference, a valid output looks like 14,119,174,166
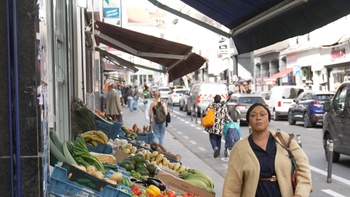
303,112,312,128
324,133,340,163
288,111,296,125
186,105,191,115
273,110,279,121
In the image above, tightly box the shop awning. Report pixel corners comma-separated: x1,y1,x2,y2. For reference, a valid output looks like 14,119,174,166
264,68,293,83
154,0,350,54
97,48,139,73
93,20,206,82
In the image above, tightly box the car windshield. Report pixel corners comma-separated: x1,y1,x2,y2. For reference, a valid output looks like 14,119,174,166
238,97,265,104
159,88,169,92
315,94,334,101
175,90,186,94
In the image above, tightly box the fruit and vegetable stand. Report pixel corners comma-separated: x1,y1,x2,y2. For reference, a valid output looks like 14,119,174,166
49,100,216,197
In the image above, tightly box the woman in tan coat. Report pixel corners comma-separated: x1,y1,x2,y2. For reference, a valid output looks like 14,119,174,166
222,103,312,197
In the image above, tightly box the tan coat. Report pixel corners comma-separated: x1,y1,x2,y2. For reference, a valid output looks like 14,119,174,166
222,130,312,197
105,88,122,115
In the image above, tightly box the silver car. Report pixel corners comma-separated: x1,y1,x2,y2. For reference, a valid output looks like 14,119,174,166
179,89,190,111
227,94,267,125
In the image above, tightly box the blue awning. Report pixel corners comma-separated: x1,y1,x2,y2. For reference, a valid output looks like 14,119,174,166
169,0,350,54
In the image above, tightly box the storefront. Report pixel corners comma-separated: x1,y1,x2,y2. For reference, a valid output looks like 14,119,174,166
320,43,350,91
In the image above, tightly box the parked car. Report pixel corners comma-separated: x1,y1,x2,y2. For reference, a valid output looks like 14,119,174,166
227,94,267,125
156,86,171,100
186,82,229,116
323,81,350,162
288,90,334,128
168,88,187,105
268,86,305,120
179,89,190,111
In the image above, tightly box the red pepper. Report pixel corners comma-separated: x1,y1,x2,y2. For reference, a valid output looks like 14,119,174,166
131,185,143,196
165,190,176,197
156,195,166,197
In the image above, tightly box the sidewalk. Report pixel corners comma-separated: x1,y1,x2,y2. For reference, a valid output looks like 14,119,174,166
122,100,224,197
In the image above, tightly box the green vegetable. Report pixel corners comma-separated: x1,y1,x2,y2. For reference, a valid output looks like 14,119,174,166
63,141,77,165
130,170,141,179
70,137,104,172
50,138,69,163
120,160,135,171
136,167,150,176
50,130,64,154
120,176,133,187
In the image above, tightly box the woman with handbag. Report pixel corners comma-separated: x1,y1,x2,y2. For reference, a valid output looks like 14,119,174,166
222,103,312,197
204,95,233,158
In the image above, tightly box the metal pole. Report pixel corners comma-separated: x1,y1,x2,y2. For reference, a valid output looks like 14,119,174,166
297,134,302,148
195,106,198,124
327,140,334,183
190,106,193,122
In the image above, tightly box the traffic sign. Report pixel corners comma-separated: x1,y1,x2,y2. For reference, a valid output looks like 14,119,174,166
293,65,301,76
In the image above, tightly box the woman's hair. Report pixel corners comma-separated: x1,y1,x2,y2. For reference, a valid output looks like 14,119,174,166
154,91,161,100
214,95,221,103
246,103,271,124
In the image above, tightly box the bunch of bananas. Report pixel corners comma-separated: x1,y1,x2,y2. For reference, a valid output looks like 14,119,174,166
138,150,189,173
81,130,109,147
179,169,215,194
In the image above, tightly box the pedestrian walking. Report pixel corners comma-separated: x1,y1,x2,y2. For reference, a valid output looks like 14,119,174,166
204,94,233,158
149,91,167,145
126,85,134,111
143,85,152,120
105,83,123,122
222,103,312,197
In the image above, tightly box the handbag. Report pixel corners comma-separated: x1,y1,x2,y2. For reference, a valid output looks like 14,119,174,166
275,132,299,192
166,112,171,123
202,108,215,127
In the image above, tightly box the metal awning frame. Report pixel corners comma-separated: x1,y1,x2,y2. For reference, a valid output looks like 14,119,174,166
231,0,308,36
97,47,166,73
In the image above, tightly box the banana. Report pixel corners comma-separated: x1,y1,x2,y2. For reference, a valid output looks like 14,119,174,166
90,140,99,147
179,171,190,179
177,165,186,173
155,154,164,163
167,163,174,170
96,131,108,144
187,169,214,189
173,162,181,171
82,130,97,136
186,173,214,189
185,179,215,194
151,151,159,158
83,135,105,145
162,157,169,166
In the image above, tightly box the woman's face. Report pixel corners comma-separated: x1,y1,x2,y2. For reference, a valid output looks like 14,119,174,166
248,105,269,132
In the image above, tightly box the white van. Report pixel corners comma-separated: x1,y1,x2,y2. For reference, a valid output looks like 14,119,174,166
186,82,229,116
267,86,305,120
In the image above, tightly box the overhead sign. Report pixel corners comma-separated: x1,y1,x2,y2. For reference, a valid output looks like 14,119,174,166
293,65,300,76
103,8,119,18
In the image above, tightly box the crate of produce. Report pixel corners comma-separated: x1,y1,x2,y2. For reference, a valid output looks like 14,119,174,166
137,132,155,143
87,143,113,154
95,119,122,140
50,164,131,197
117,131,154,144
